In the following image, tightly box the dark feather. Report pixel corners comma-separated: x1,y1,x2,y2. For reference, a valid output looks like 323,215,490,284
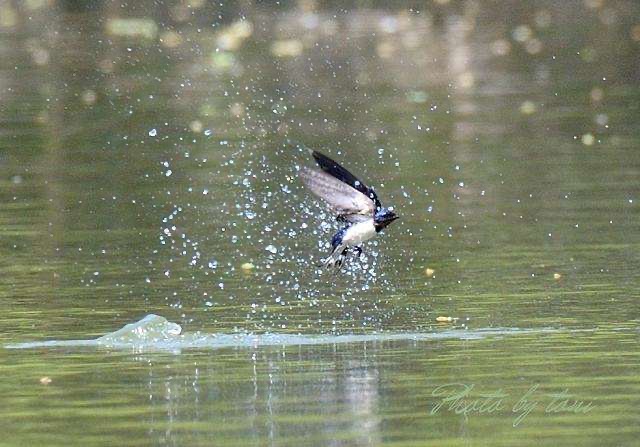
310,150,382,210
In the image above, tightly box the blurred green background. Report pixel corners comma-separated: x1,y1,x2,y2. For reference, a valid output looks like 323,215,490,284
0,0,638,445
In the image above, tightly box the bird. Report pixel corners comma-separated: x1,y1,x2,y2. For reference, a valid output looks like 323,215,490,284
299,148,399,268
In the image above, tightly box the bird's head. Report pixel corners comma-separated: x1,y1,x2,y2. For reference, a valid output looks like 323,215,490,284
374,207,399,232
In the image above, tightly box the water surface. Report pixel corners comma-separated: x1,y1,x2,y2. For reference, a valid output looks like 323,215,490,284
1,1,639,445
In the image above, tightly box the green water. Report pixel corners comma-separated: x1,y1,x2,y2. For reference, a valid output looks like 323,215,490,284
1,1,639,445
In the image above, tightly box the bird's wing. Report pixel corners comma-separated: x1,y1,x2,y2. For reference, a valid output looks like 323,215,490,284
299,166,375,221
309,150,382,210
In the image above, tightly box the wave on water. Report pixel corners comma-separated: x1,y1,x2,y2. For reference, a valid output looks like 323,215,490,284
5,314,559,351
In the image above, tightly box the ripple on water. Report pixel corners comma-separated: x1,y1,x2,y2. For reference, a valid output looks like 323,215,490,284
4,314,568,351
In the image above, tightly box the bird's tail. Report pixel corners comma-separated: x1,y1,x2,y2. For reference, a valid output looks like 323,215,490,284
322,244,348,269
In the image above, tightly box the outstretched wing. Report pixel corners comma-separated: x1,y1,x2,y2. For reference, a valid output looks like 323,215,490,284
309,150,382,210
299,166,375,222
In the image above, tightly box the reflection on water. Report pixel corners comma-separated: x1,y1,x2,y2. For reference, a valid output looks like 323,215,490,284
3,324,637,446
1,0,639,446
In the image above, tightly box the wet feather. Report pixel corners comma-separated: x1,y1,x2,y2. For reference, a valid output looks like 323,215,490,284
299,167,375,221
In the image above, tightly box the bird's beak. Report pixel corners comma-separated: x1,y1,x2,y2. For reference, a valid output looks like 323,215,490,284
384,212,399,224
374,209,399,230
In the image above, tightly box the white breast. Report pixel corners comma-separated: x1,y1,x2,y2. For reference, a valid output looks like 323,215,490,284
342,220,377,246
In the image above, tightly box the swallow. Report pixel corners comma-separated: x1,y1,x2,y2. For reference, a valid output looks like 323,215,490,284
299,149,399,268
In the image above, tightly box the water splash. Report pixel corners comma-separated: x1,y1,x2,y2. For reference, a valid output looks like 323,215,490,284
5,314,563,352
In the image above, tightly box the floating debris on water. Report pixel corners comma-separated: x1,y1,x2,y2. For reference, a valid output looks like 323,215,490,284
39,376,52,385
553,273,562,280
436,316,458,323
189,120,203,133
520,100,537,115
425,268,435,278
581,133,595,146
241,262,255,271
